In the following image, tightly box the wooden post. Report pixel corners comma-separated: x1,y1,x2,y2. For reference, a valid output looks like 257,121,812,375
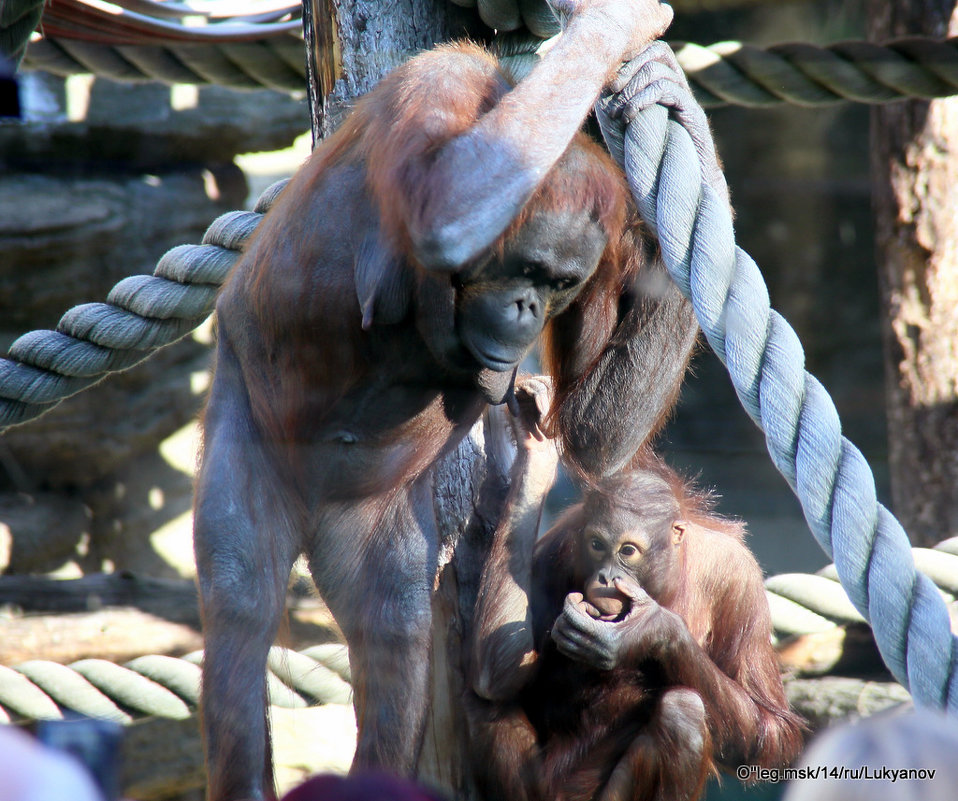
300,0,481,142
867,1,958,546
301,0,339,143
416,411,516,799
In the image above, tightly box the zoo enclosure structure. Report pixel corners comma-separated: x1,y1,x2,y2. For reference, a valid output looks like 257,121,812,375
2,0,958,781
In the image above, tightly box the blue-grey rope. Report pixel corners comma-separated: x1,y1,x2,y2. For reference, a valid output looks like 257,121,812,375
15,35,958,105
0,645,351,723
673,38,958,108
0,181,287,431
600,84,958,709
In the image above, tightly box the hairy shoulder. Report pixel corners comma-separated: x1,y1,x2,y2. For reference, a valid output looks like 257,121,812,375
364,41,512,153
395,42,510,115
357,42,513,254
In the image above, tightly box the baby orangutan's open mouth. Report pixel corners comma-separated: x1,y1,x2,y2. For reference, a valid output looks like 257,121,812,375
586,586,632,622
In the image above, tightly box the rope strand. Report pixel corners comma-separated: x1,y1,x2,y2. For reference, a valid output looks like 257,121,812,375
605,97,958,708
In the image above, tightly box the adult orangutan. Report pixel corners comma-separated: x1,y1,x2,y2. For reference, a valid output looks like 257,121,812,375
192,1,722,798
468,381,805,801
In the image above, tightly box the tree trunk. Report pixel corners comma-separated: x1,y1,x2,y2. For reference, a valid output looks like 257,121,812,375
304,0,481,140
868,1,958,546
415,408,518,799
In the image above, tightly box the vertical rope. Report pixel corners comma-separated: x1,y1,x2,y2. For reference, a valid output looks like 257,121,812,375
608,100,957,708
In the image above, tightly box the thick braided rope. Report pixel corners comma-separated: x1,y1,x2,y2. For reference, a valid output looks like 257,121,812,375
610,101,958,708
21,36,307,91
675,38,958,107
0,180,287,431
17,36,958,105
0,645,351,724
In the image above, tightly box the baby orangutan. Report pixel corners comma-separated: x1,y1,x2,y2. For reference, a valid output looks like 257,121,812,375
468,379,804,801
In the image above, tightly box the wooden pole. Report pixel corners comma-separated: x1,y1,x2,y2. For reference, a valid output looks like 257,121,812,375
300,0,481,142
301,0,339,144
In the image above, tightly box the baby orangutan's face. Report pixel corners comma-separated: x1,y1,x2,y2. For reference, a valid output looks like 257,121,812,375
577,499,686,620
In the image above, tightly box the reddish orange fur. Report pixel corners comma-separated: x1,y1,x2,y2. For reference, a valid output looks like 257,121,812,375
471,461,805,800
221,41,636,455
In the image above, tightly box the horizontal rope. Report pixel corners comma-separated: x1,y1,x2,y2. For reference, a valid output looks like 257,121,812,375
8,0,958,104
16,34,958,106
21,35,308,90
8,532,954,725
674,38,958,107
0,644,351,724
2,0,301,69
4,545,955,723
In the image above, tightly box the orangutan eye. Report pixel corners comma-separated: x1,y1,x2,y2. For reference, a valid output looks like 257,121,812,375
589,537,605,553
619,544,639,558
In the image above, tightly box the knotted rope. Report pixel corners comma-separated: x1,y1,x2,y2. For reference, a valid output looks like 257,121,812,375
597,79,958,708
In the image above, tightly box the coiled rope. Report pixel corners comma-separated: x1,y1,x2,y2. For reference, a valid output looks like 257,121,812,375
0,644,351,724
767,536,958,638
596,70,958,708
